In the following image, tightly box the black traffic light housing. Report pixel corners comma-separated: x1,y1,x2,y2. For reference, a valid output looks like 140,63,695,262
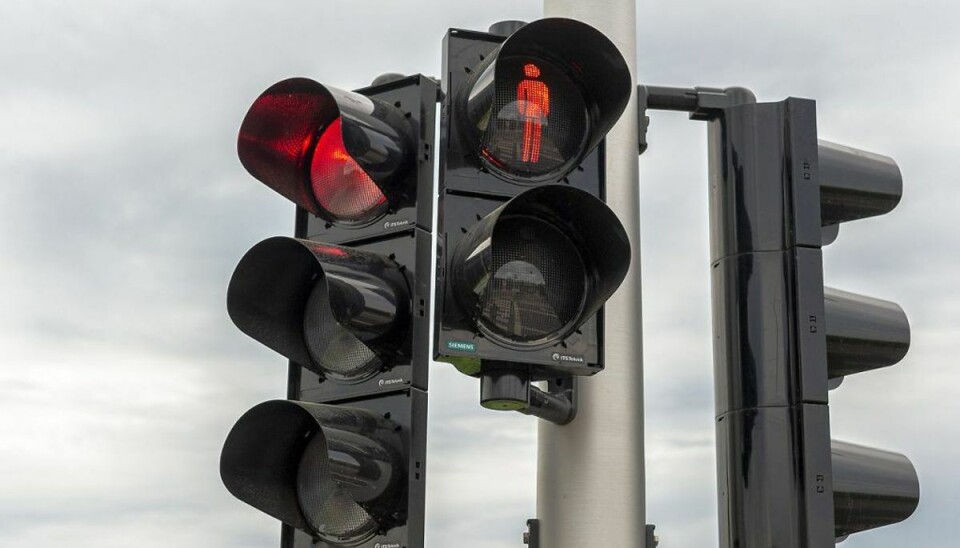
434,20,632,417
227,231,432,395
232,74,436,400
444,19,631,188
238,75,436,242
438,185,630,376
223,74,435,548
699,93,918,547
221,391,426,548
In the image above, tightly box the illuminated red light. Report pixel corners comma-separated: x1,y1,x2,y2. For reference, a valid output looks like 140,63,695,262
310,118,387,222
516,63,550,164
309,243,351,258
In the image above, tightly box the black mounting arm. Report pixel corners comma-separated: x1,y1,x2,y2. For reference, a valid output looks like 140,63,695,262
637,84,757,154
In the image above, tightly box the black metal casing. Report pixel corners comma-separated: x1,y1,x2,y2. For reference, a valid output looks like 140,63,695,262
708,98,832,548
226,74,435,548
434,23,631,380
705,97,918,548
280,74,435,402
283,76,435,548
279,390,428,548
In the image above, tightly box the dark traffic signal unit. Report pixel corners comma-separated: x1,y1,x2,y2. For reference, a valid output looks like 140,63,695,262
694,92,919,546
218,18,923,548
222,75,435,548
217,17,636,546
218,17,637,546
434,18,633,423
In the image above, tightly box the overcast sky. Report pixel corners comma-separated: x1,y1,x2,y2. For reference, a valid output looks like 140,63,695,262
1,1,957,547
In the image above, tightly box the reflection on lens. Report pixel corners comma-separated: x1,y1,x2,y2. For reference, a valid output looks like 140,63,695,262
303,281,382,381
476,216,586,343
296,433,379,544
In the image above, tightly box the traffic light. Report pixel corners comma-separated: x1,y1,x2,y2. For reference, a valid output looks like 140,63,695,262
434,18,633,422
704,95,919,547
222,74,436,547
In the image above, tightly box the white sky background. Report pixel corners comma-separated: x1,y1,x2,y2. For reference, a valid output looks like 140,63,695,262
1,1,957,547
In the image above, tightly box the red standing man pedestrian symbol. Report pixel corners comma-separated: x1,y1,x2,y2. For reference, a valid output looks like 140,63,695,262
516,63,550,163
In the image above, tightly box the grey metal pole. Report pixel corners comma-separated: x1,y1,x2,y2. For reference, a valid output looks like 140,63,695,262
537,1,645,547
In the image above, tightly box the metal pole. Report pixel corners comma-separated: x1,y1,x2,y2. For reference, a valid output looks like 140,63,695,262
537,1,645,547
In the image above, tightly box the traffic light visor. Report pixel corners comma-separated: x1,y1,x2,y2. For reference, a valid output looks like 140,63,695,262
832,440,919,538
825,288,910,379
819,141,902,226
227,237,409,381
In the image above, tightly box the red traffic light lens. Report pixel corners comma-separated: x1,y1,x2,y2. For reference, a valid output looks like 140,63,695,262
479,57,588,180
310,118,388,223
237,78,412,226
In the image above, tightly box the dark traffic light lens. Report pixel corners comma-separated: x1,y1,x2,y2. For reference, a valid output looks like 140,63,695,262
296,433,380,545
479,57,588,180
447,186,630,353
303,280,383,381
477,216,586,344
311,117,389,223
